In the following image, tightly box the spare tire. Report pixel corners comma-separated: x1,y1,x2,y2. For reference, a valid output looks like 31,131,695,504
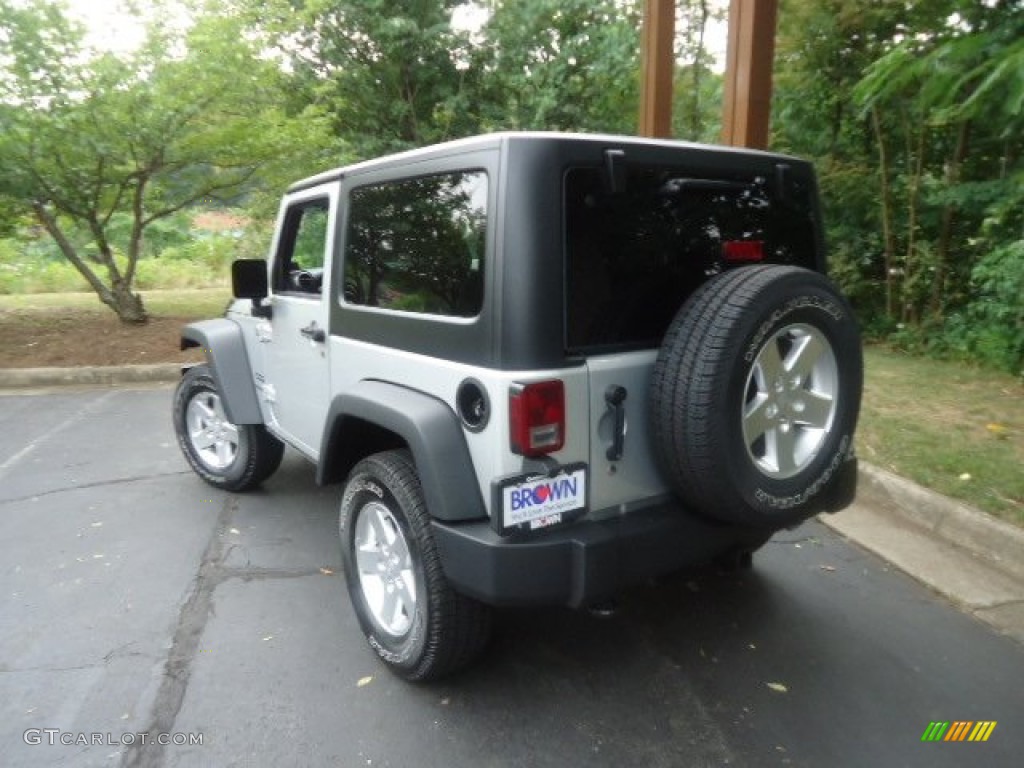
649,265,862,526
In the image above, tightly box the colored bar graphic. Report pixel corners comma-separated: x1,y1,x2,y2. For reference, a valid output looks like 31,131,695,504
945,721,972,741
969,722,997,742
921,721,996,742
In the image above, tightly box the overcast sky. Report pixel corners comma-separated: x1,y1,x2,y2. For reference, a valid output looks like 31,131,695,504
63,0,488,52
65,0,148,52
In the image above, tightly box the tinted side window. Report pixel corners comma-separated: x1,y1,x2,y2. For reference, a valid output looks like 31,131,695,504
565,166,816,351
343,171,487,317
273,199,329,295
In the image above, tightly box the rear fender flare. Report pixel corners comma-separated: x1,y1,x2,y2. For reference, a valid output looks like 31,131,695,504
318,381,485,523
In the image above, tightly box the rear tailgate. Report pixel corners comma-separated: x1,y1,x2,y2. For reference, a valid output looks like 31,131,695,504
584,350,671,515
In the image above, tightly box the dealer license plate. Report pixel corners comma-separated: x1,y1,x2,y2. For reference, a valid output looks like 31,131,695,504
494,464,587,535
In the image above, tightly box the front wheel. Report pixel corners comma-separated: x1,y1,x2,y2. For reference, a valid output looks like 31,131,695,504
173,364,284,492
340,450,491,681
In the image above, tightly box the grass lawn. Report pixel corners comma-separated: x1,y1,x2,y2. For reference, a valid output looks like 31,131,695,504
0,288,229,316
1,290,1021,525
859,346,1023,525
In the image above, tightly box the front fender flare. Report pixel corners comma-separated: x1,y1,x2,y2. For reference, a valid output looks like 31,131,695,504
180,319,262,425
318,381,485,523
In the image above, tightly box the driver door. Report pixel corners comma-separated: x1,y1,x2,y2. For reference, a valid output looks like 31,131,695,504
261,185,336,458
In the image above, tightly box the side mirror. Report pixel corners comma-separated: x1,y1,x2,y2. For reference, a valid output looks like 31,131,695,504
232,259,268,299
231,259,272,318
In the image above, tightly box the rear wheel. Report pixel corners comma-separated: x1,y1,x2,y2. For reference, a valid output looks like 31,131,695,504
650,265,862,526
340,450,491,681
173,365,284,491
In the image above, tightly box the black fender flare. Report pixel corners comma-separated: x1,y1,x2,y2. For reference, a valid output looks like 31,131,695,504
180,319,263,425
318,381,485,523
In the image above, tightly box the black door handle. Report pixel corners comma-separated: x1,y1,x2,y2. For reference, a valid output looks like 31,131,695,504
299,322,325,343
605,385,627,461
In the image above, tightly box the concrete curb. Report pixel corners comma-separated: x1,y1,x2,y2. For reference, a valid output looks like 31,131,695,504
0,363,182,389
828,462,1024,583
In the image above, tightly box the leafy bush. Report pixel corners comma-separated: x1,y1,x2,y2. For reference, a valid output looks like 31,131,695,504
940,241,1024,375
0,229,236,294
134,258,225,290
151,234,238,287
0,241,92,293
156,234,238,271
95,211,196,259
231,218,275,261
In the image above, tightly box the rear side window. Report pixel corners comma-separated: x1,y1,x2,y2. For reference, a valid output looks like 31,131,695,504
343,171,488,318
564,166,816,352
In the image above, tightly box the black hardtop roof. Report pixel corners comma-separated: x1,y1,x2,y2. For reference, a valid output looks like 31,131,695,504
286,131,802,194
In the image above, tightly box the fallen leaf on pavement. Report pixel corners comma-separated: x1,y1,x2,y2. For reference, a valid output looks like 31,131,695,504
766,682,788,693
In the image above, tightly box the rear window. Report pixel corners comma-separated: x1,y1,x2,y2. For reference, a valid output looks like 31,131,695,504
564,166,816,352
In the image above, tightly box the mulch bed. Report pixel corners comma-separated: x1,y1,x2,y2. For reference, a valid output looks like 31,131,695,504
0,310,205,368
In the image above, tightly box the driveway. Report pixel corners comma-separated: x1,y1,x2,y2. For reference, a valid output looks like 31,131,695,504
1,386,1021,767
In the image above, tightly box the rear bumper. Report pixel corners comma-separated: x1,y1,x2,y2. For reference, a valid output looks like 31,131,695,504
431,456,857,608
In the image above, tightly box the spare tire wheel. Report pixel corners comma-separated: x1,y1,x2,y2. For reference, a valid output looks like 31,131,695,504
649,265,862,526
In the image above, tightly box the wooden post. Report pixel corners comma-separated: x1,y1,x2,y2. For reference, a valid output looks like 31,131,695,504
720,0,778,149
638,0,675,138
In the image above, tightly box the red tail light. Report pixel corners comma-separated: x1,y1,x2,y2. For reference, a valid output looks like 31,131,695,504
723,240,765,262
509,380,565,457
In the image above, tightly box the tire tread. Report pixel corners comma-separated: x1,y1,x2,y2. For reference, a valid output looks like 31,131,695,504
650,266,861,524
173,364,284,492
343,450,491,682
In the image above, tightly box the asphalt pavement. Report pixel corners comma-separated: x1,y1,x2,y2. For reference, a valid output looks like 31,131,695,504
1,385,1022,768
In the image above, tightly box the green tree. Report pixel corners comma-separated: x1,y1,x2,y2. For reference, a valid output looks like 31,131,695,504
0,0,330,323
774,0,1023,356
247,0,721,150
253,0,476,159
672,0,724,142
773,0,937,322
855,2,1024,322
473,0,642,133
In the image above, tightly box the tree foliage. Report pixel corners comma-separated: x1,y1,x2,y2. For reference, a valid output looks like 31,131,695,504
774,0,1024,373
2,0,1019,373
249,0,647,156
250,0,478,158
471,0,642,134
672,0,724,142
0,0,331,322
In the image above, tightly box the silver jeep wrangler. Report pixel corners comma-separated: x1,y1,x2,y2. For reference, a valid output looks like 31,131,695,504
174,132,862,680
